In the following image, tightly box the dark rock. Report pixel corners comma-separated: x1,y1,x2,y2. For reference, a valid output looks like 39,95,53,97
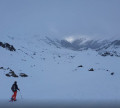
10,45,16,51
101,54,106,56
10,69,13,72
78,65,83,67
89,68,94,71
2,44,5,48
5,43,10,48
6,74,11,77
0,67,4,69
9,71,18,77
101,51,116,57
0,42,3,46
0,41,16,51
9,71,14,74
19,73,28,77
12,74,18,77
101,52,111,56
111,72,114,75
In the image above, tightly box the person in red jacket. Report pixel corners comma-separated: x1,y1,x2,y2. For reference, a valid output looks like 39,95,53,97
11,81,20,101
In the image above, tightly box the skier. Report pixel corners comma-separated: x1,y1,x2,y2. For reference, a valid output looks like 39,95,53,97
11,81,20,101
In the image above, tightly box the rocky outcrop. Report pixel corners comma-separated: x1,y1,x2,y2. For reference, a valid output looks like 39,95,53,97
0,42,16,51
19,73,28,77
111,72,114,75
78,65,83,67
6,71,18,77
0,67,28,78
89,68,94,71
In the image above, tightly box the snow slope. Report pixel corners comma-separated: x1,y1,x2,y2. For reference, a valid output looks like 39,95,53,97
60,37,120,57
0,36,120,107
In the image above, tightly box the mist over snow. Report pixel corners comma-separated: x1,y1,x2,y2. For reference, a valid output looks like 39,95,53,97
64,35,90,43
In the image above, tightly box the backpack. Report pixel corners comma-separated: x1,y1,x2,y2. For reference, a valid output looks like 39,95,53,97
11,84,15,92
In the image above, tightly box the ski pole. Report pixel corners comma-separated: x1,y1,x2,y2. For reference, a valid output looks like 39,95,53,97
19,90,23,99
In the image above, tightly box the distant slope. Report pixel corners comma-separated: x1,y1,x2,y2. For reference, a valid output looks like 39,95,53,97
54,38,120,57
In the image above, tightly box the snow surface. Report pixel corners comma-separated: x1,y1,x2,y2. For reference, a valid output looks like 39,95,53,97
0,36,120,107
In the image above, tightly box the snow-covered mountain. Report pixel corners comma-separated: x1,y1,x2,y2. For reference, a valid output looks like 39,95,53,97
31,36,120,57
58,38,120,57
0,35,120,107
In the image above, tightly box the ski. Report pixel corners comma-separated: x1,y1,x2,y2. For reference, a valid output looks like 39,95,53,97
9,99,17,102
9,99,13,102
9,98,17,102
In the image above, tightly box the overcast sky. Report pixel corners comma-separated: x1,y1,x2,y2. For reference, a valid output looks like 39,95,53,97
0,0,120,39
